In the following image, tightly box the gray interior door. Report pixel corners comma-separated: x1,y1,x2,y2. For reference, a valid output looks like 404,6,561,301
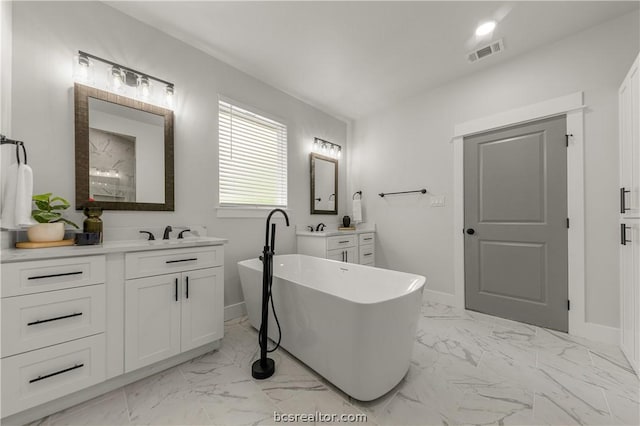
464,115,568,332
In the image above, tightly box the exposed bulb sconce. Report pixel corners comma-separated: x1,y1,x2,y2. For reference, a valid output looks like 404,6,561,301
313,137,342,159
73,53,94,84
138,75,151,99
73,50,175,109
165,85,175,107
109,66,125,92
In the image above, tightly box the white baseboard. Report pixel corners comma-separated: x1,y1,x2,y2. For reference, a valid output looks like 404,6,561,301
573,322,620,345
224,301,247,321
422,289,460,308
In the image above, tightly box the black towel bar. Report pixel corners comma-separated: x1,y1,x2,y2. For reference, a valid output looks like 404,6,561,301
379,188,427,198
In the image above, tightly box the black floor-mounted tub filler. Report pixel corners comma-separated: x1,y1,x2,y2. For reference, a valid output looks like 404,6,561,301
251,208,289,379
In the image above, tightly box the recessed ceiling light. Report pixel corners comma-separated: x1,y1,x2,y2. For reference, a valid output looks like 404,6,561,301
476,21,496,36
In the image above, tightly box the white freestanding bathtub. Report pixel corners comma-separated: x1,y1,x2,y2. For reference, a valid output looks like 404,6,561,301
238,254,425,401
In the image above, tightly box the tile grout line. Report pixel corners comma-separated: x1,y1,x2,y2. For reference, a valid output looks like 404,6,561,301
120,387,134,426
600,388,614,420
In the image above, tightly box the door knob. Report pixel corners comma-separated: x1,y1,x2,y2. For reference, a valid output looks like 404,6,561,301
466,228,476,235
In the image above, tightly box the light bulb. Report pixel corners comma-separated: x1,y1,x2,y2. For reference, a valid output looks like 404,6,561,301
322,143,327,152
165,85,174,108
73,53,93,84
110,66,124,92
313,140,319,152
138,76,151,99
475,21,496,36
337,147,342,158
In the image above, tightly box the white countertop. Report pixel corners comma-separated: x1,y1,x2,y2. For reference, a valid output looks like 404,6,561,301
0,237,228,263
296,227,375,237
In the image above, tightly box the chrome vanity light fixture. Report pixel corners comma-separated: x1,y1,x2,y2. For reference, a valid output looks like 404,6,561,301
312,137,341,159
73,50,175,109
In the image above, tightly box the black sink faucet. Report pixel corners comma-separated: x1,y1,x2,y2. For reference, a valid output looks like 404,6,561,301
316,223,326,232
139,230,155,241
163,226,173,240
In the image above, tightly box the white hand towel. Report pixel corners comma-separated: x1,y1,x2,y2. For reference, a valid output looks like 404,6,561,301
1,163,19,228
353,199,363,223
15,164,35,226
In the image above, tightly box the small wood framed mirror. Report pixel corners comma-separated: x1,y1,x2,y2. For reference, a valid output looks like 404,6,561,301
310,152,338,215
74,83,174,211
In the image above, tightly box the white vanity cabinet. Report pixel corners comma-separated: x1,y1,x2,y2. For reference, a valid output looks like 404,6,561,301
0,256,107,418
297,230,375,266
0,238,227,424
124,247,224,372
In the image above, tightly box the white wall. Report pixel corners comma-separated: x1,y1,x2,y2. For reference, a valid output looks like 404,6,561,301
350,10,639,328
0,0,13,228
10,1,347,307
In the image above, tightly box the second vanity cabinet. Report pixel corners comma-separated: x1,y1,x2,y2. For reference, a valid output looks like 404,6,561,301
297,230,375,266
124,247,224,372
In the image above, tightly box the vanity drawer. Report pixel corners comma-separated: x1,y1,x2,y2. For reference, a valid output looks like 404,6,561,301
358,233,375,245
1,333,106,417
327,235,357,251
1,256,106,298
2,285,106,358
359,244,375,265
125,246,224,279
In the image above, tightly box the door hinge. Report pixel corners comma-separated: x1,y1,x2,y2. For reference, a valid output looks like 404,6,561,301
567,300,571,310
565,134,573,147
566,218,570,228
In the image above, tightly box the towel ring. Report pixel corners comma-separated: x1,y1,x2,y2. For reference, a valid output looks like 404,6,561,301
17,142,27,165
352,191,362,200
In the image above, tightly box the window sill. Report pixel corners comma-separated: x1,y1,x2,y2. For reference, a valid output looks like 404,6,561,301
216,207,290,219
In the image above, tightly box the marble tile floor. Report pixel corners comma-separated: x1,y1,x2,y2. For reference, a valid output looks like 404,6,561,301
29,301,639,426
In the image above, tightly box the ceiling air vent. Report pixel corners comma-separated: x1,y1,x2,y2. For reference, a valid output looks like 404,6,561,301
467,39,505,63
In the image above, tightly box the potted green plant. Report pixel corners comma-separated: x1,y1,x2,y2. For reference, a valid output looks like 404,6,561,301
27,193,79,242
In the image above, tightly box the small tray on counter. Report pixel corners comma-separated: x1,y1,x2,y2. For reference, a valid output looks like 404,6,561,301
16,239,75,249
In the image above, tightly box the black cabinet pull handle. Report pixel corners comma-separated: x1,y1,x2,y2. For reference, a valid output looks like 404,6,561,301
621,187,631,213
364,253,372,257
28,271,83,280
338,240,349,244
175,278,178,301
363,237,372,241
466,228,476,235
185,276,189,299
27,312,83,326
621,224,632,245
166,258,197,264
346,251,348,262
29,363,84,383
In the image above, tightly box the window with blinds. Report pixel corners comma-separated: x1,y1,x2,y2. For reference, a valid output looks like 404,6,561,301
218,99,288,208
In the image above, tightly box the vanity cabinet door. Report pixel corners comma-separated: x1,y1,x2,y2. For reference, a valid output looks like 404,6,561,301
125,273,181,372
327,247,358,263
181,267,224,352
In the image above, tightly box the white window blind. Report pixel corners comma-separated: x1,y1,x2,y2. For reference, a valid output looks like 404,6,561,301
218,99,288,208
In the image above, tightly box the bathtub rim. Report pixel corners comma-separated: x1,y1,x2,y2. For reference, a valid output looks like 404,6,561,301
238,254,426,306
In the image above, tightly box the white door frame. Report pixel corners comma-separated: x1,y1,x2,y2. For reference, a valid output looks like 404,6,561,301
451,91,604,341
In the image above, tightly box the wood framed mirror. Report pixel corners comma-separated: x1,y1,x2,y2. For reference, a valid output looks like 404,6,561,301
310,152,338,215
74,83,174,211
